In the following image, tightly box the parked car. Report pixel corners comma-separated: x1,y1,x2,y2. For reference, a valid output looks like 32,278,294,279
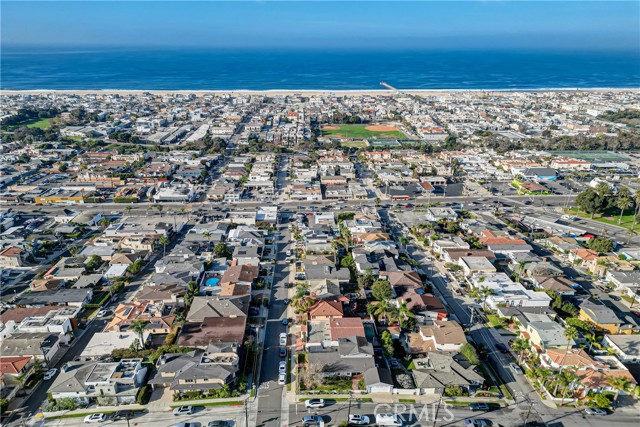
278,372,286,385
304,399,325,408
282,318,289,325
585,407,607,415
279,348,287,357
464,419,491,426
279,360,287,373
348,414,370,425
170,423,200,427
84,413,107,423
302,415,324,427
43,368,58,380
280,332,287,346
510,363,524,375
610,295,621,301
112,410,134,421
207,421,232,427
495,343,509,353
468,403,490,411
173,406,194,416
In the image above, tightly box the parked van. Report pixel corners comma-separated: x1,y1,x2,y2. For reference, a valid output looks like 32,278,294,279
375,413,402,426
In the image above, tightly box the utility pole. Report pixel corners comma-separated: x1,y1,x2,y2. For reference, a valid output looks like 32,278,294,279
432,395,443,427
346,391,353,423
523,400,534,426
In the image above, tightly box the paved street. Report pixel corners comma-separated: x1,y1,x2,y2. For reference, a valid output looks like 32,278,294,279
254,223,291,427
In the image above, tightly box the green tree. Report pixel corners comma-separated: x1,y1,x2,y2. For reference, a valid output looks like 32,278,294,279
357,268,374,291
511,338,530,364
129,319,148,350
374,197,380,206
381,330,394,358
460,343,480,365
607,376,632,406
85,255,103,272
557,371,579,406
213,242,232,259
159,235,169,257
615,187,633,225
372,280,393,301
587,237,613,253
575,188,602,218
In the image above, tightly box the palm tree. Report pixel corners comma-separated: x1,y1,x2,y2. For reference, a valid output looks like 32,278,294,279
203,231,212,250
129,319,148,350
538,368,553,390
187,280,199,297
159,235,169,257
616,194,632,225
631,190,640,232
607,376,632,406
398,236,408,250
476,286,492,311
585,332,598,353
560,326,579,366
558,371,579,406
511,338,530,364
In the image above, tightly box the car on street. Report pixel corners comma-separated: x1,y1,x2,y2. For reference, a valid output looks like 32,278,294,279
286,249,292,256
585,407,607,415
84,413,107,423
278,372,287,385
282,318,289,325
170,423,201,427
173,406,194,416
304,399,325,408
283,298,291,305
279,348,287,357
302,415,324,427
279,360,287,373
495,343,509,353
510,363,524,375
207,421,233,427
468,403,490,411
280,332,287,345
43,368,58,380
610,295,621,301
97,310,109,318
464,419,491,426
112,410,134,421
348,414,370,425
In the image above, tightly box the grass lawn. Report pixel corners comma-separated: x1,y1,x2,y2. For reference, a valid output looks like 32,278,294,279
486,314,505,329
565,207,637,232
322,124,406,139
27,118,53,129
341,140,368,148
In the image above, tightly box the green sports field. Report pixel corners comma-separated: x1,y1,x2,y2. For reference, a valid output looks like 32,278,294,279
322,124,406,139
27,118,53,129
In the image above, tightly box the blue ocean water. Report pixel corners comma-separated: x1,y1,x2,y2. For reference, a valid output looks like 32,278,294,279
1,47,639,90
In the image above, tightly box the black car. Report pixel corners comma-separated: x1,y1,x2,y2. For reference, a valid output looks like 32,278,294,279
112,410,134,420
495,343,509,353
469,403,491,411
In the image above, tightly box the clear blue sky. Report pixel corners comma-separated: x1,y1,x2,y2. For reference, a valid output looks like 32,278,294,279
2,1,639,50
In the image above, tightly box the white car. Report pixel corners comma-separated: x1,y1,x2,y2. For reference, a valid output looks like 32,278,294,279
510,363,523,375
304,399,325,408
279,361,287,374
585,407,607,415
278,372,286,385
97,310,108,318
43,368,58,381
84,413,107,423
348,414,370,425
279,332,287,346
172,406,194,416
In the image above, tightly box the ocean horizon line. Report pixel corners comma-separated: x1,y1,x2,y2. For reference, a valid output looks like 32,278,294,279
2,87,639,94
